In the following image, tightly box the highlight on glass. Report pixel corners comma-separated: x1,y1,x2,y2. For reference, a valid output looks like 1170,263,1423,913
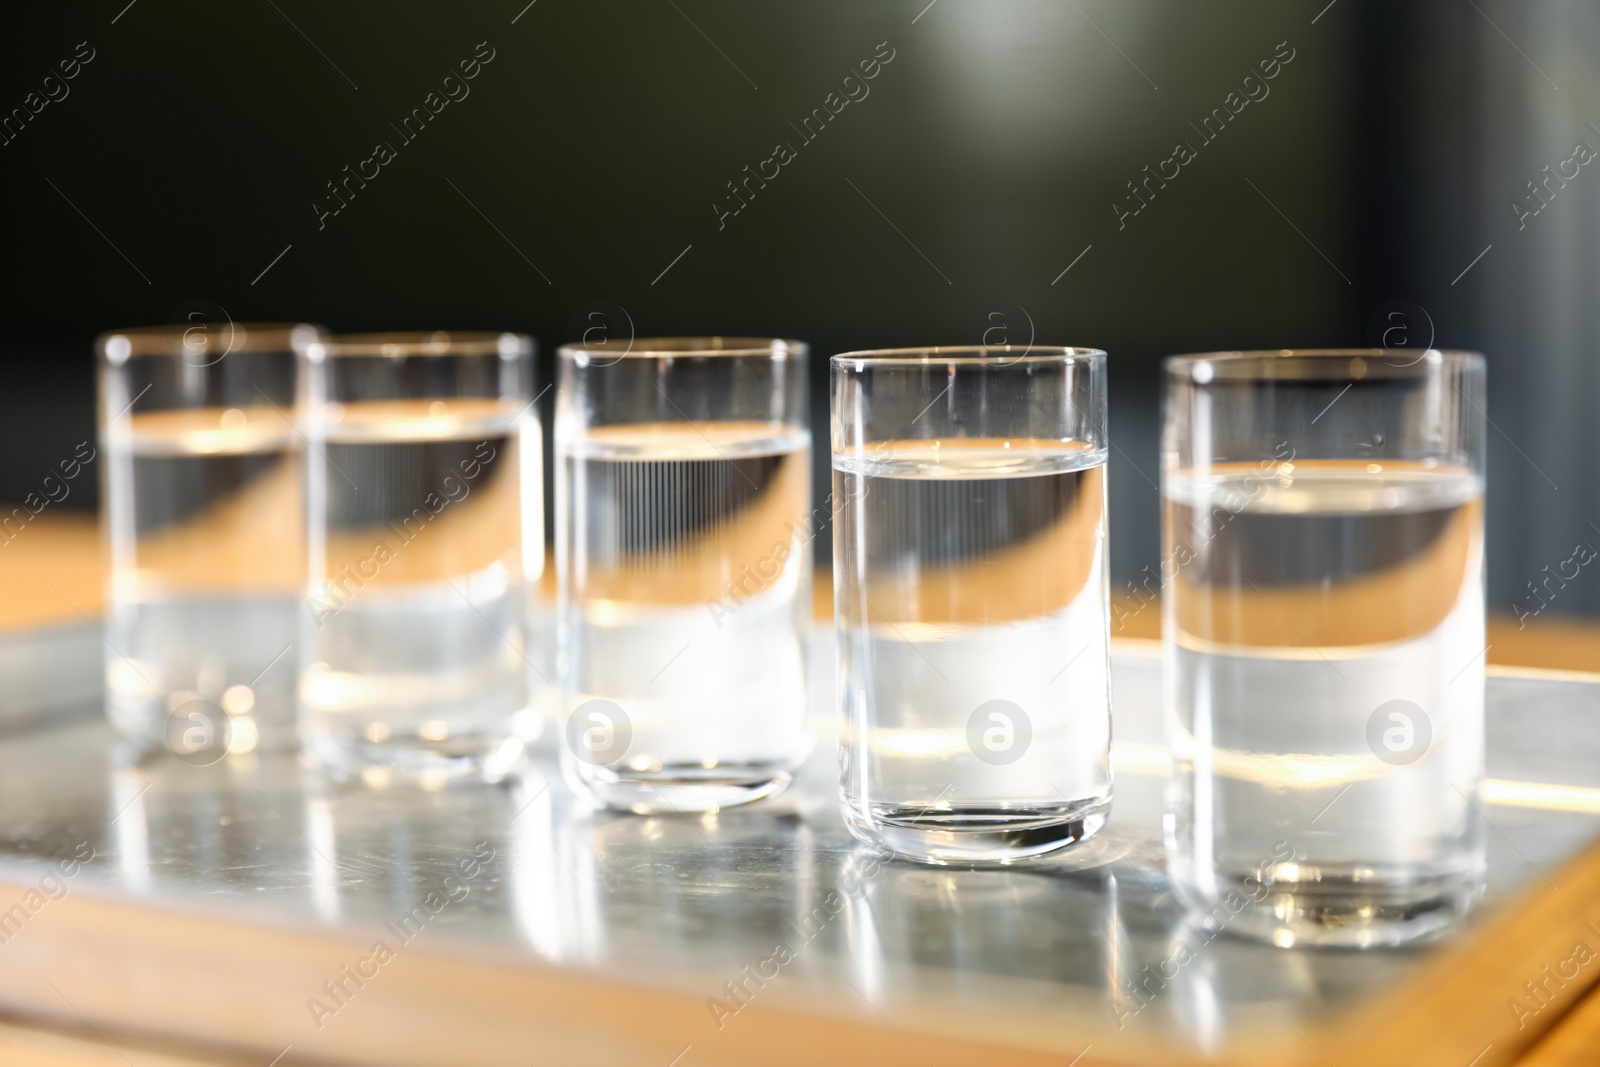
1161,348,1487,947
299,331,542,782
831,345,1112,864
555,337,812,813
99,322,322,763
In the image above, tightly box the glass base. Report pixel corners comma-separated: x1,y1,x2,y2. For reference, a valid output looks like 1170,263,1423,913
1174,865,1485,948
110,698,298,763
305,733,527,784
845,797,1111,866
565,762,797,813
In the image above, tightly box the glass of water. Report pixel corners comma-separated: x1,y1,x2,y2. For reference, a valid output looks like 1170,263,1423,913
300,332,542,781
1163,348,1487,947
832,346,1112,864
556,337,811,813
100,322,321,759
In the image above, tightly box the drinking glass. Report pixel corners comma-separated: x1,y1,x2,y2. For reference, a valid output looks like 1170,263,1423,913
100,322,320,760
832,346,1112,864
555,337,811,813
1162,348,1487,947
300,332,542,781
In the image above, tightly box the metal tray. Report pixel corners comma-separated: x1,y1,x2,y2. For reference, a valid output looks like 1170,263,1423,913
0,631,1596,1066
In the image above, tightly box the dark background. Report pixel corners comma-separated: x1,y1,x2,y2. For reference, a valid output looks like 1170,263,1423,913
2,0,1596,616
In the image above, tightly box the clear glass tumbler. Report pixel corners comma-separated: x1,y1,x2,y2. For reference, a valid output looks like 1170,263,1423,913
832,346,1112,864
100,322,320,758
556,337,812,813
300,332,542,781
1162,349,1487,947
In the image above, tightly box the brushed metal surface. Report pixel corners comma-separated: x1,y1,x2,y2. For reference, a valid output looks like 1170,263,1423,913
0,632,1594,1062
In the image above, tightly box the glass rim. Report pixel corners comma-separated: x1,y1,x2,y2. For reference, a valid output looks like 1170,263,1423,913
1165,348,1484,377
314,331,534,360
556,336,805,361
831,345,1106,368
98,322,321,364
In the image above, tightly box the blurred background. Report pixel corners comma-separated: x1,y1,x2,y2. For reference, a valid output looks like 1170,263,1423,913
2,0,1596,624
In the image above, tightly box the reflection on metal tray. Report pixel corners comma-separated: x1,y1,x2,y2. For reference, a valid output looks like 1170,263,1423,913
0,629,1595,1066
